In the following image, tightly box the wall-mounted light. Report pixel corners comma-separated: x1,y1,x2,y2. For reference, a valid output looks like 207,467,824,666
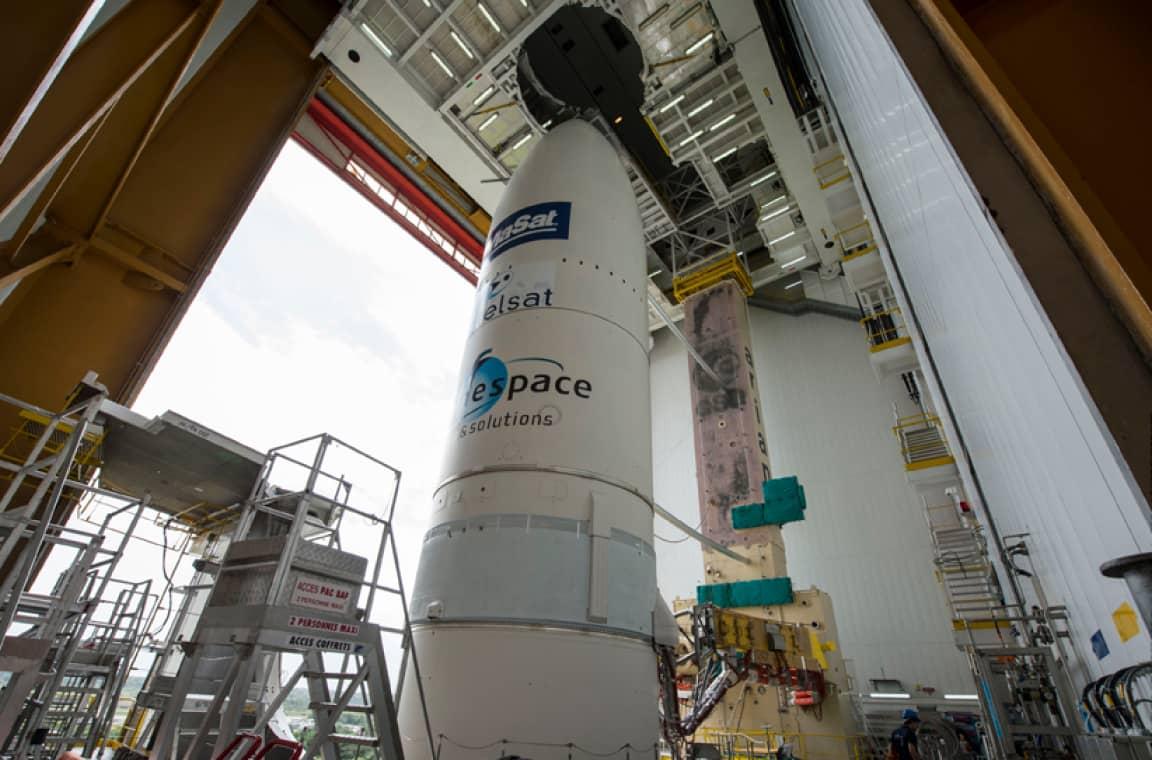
430,50,455,79
472,86,495,106
868,693,911,699
686,98,714,117
360,24,393,57
708,113,736,131
640,3,670,29
478,2,503,33
760,205,793,222
450,30,475,59
677,130,704,147
685,32,714,55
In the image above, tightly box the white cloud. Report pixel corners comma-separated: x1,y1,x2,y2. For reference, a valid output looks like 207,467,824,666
123,142,477,674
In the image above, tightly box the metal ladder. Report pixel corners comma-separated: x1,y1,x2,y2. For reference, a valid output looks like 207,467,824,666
39,578,152,756
148,434,433,760
0,498,148,756
926,504,1081,757
926,505,1010,630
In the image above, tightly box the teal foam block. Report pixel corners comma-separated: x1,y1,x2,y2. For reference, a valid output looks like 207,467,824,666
696,577,794,608
730,476,807,529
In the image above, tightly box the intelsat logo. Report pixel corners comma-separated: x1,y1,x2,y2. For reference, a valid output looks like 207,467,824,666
484,201,571,261
458,349,591,438
478,264,555,323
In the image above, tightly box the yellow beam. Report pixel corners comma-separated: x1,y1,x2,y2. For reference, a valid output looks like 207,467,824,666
0,245,77,291
0,2,101,161
321,76,491,234
672,252,754,303
0,0,203,220
88,237,188,294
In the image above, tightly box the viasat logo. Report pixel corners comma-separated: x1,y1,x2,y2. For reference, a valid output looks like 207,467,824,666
458,349,592,436
484,201,571,261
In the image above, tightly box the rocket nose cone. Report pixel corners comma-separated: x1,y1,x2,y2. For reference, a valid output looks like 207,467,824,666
510,119,627,198
488,119,646,300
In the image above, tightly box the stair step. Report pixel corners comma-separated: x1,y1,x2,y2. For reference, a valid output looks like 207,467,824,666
310,702,374,714
330,734,380,747
305,671,357,680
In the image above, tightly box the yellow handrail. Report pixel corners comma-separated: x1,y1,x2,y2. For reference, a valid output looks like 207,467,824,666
835,220,871,240
859,307,902,324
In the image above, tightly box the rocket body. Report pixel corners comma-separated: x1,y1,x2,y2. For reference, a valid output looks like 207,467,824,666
397,121,657,758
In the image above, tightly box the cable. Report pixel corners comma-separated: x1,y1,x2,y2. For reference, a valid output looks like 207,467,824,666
145,519,181,640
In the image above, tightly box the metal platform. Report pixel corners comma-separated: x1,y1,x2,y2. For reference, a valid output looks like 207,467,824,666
97,403,265,527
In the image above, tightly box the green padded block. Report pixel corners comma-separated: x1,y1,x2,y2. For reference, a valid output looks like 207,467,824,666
696,577,794,608
730,476,807,528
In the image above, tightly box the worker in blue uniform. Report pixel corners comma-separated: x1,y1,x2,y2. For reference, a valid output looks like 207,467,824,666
888,708,922,760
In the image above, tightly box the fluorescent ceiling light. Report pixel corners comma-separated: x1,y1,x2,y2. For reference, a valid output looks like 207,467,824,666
478,2,503,33
478,113,499,131
778,254,805,268
511,132,533,150
709,113,736,131
750,170,779,187
677,130,704,147
648,269,664,277
785,280,803,290
686,98,714,117
945,694,978,701
670,3,701,30
659,95,685,113
422,0,432,6
519,0,530,6
760,205,793,222
869,693,911,699
762,195,787,208
685,32,714,55
712,146,738,162
472,86,495,106
450,30,475,59
360,24,393,57
640,3,669,29
430,50,455,79
541,119,553,129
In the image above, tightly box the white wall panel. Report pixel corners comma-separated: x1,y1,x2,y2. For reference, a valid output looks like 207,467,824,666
792,0,1152,683
651,309,973,694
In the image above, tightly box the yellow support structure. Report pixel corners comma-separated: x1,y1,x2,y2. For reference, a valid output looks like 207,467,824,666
672,253,754,304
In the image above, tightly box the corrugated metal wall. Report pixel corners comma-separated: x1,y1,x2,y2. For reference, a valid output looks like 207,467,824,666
791,0,1152,682
651,308,973,694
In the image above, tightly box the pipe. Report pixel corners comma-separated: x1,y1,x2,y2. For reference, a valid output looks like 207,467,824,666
748,295,859,321
1101,553,1152,635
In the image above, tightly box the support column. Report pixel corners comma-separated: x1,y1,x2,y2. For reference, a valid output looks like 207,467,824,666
679,268,854,756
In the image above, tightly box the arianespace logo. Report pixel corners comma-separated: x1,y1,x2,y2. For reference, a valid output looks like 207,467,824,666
458,349,591,438
484,201,571,261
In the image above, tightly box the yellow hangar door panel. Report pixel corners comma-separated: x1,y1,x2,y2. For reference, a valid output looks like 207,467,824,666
0,0,341,418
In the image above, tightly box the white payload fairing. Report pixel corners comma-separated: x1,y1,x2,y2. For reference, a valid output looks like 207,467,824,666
397,120,658,759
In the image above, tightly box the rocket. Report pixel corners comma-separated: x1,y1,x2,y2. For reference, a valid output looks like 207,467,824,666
397,120,658,758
